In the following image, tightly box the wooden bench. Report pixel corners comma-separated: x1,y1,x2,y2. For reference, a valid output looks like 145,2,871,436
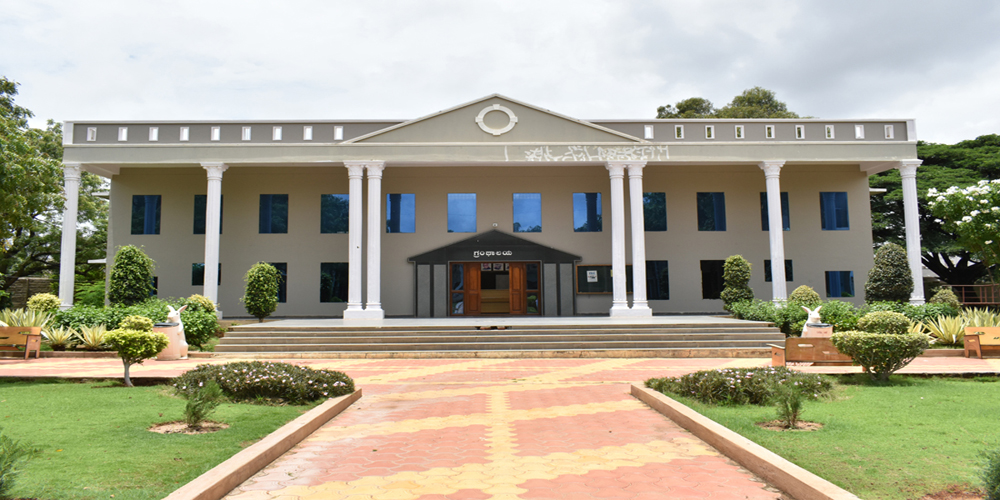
770,337,853,367
0,326,43,360
964,326,1000,359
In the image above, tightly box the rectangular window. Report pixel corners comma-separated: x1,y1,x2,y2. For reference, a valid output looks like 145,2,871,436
148,127,159,141
191,263,221,286
86,127,97,141
643,192,666,231
573,192,603,232
884,125,894,139
734,125,744,139
118,127,128,141
644,125,654,139
150,276,158,297
193,195,223,234
386,193,416,233
179,126,190,141
320,194,349,234
820,192,850,230
242,126,252,141
270,263,287,303
696,192,726,231
259,194,289,234
130,195,161,235
700,260,725,299
760,192,790,231
765,125,775,139
272,126,282,141
764,260,793,282
705,125,715,139
211,126,221,141
674,125,684,139
512,193,542,232
826,271,855,297
854,124,865,139
320,262,348,303
334,126,344,141
825,125,835,139
795,125,805,139
646,260,669,300
447,193,476,233
303,126,313,141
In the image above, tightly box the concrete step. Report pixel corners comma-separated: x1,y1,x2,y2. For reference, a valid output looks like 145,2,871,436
218,333,785,345
214,339,784,353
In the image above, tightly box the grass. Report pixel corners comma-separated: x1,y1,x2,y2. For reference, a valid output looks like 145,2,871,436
0,378,318,500
663,375,1000,500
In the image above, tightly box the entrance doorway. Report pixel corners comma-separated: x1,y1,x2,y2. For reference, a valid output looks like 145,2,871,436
450,262,540,316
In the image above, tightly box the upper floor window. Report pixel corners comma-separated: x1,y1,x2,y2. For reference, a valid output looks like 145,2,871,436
696,192,726,231
131,195,161,235
644,125,654,139
826,271,855,297
512,193,542,233
573,193,602,232
193,195,223,234
148,127,159,141
734,125,745,139
855,125,865,139
760,192,790,231
259,194,289,234
884,125,895,139
820,192,849,230
386,193,416,233
320,194,349,234
643,192,666,231
447,193,476,233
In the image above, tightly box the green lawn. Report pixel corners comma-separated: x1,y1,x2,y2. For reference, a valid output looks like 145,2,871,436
667,375,1000,500
0,379,317,500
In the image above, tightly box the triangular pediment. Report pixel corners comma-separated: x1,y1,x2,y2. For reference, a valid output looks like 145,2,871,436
347,94,643,145
408,230,581,264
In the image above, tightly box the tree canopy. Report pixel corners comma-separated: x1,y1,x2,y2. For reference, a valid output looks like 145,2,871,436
656,87,800,119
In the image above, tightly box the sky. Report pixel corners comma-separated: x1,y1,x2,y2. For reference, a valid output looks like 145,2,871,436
2,0,999,144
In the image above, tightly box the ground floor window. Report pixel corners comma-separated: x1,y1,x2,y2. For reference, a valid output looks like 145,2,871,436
700,260,724,299
826,271,855,297
646,261,669,300
191,263,221,286
764,260,793,282
270,262,287,302
320,263,348,302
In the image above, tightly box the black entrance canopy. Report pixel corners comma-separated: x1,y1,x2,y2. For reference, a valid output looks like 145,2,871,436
407,230,581,265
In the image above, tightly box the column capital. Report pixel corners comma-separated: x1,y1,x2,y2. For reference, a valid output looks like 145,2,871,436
344,162,365,179
63,163,82,180
625,161,647,178
605,163,626,179
897,159,922,178
201,162,229,180
758,160,785,178
366,162,385,178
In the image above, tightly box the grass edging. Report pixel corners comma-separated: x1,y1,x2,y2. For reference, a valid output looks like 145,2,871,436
162,389,362,500
630,384,859,500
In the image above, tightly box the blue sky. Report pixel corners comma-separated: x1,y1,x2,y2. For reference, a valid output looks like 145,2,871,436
2,0,999,144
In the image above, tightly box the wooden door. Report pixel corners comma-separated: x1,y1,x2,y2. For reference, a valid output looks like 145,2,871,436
509,262,526,315
464,264,482,315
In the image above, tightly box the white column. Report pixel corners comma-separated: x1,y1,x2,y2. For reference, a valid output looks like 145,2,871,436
58,164,82,309
363,162,385,318
343,162,366,318
606,162,629,316
626,162,652,316
898,160,925,304
201,163,228,314
759,161,788,303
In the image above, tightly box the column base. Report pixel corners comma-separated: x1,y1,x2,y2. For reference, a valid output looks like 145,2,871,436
611,307,653,317
344,308,385,320
909,297,926,305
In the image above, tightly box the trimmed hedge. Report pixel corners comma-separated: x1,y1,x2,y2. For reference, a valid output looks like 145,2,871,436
864,243,913,303
645,367,832,406
720,255,754,311
172,361,354,404
789,286,821,306
857,311,911,335
831,331,930,382
52,297,222,350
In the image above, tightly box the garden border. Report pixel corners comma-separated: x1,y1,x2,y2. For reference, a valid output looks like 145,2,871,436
631,384,860,500
162,389,362,500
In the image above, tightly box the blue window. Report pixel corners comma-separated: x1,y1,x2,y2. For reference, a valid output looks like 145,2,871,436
696,192,726,231
150,277,158,297
259,194,289,234
826,271,855,297
192,263,221,286
131,195,161,235
447,193,476,233
764,260,793,282
512,193,542,233
820,192,849,230
700,260,725,299
386,193,416,233
320,194,349,234
643,192,666,231
193,195,223,234
646,260,669,300
270,262,287,303
760,192,790,231
573,193,602,232
320,263,348,302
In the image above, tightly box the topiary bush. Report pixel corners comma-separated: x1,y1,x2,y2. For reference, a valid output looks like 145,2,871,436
831,331,930,382
181,294,216,314
928,288,962,310
720,255,754,312
108,245,156,306
118,315,154,332
645,367,832,406
820,300,860,331
172,361,354,404
241,263,279,322
26,293,60,313
857,310,912,335
105,328,169,387
864,243,913,303
180,310,223,350
789,285,821,306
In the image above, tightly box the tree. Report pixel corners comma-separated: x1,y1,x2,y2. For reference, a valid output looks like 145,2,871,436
720,255,754,311
242,262,279,322
657,87,800,120
105,328,169,387
656,97,715,119
864,243,914,303
928,180,1000,282
107,245,155,306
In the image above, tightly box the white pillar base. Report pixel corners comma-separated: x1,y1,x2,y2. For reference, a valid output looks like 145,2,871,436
610,306,653,317
343,308,385,320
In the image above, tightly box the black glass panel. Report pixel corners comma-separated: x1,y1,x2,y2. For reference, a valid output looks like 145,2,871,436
320,262,348,302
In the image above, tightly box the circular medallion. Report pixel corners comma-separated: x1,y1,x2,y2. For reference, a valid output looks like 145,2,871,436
475,104,518,136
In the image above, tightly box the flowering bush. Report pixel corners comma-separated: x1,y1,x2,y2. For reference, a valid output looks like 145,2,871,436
172,361,354,404
928,180,1000,274
645,367,832,406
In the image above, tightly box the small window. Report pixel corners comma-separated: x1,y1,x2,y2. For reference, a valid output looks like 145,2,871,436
825,271,855,297
191,263,221,286
825,125,835,139
148,127,159,141
131,195,161,235
179,126,190,141
118,127,128,141
884,125,894,139
700,260,725,299
765,125,775,139
512,193,542,233
696,192,726,231
320,262,349,302
820,192,850,230
150,277,158,297
272,126,282,141
764,260,793,282
760,192,790,231
242,126,252,141
795,125,805,139
734,125,745,139
854,124,865,139
705,125,715,139
386,193,416,233
334,126,344,141
643,192,666,231
210,126,221,141
270,263,287,303
674,125,684,139
320,194,349,233
86,127,97,141
447,193,476,233
193,194,223,234
573,192,602,232
644,125,654,140
303,126,313,141
259,194,289,234
646,261,669,300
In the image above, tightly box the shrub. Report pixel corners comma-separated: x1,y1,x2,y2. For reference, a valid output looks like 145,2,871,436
924,315,967,345
857,311,912,335
965,307,1000,328
861,300,906,315
775,302,809,336
720,255,754,312
864,243,913,303
173,361,354,404
982,444,1000,500
929,288,962,310
831,331,930,382
183,380,224,428
119,315,154,332
42,326,76,351
180,310,223,350
0,427,37,499
789,286,821,306
75,324,109,351
773,381,807,429
26,293,60,313
242,263,279,322
820,300,860,331
903,302,960,324
644,367,832,406
729,300,779,323
108,245,156,306
105,328,169,387
181,294,216,314
52,305,108,331
74,281,106,307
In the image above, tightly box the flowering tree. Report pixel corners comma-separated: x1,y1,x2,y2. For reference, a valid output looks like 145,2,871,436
927,180,1000,280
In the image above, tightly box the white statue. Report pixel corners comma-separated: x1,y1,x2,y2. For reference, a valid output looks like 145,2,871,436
801,305,822,336
167,305,189,359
